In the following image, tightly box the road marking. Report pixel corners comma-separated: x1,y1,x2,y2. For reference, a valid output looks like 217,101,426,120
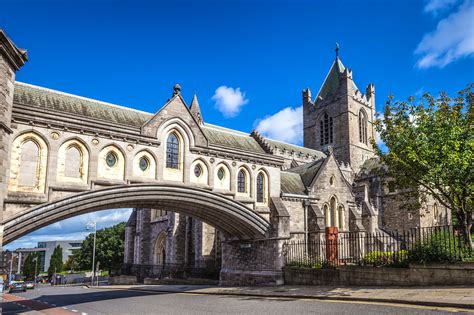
71,310,78,312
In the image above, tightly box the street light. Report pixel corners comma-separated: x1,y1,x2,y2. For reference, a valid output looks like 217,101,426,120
86,221,97,286
33,255,38,285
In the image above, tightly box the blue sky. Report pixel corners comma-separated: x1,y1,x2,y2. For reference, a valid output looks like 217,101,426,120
2,0,473,249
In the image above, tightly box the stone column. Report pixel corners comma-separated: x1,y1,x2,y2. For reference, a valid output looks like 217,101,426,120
0,30,28,250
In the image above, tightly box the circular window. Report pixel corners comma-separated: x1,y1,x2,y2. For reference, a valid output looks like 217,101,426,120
139,157,149,171
194,164,202,178
217,167,225,180
106,152,117,167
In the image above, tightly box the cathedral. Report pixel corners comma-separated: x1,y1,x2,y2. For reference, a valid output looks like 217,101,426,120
124,51,448,274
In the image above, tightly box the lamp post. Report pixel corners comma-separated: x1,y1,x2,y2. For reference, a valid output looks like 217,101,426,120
33,255,38,285
86,221,97,286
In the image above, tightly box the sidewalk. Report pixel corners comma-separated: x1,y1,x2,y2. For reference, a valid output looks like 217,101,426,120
89,284,474,310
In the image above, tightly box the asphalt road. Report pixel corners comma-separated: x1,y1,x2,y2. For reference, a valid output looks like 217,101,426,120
0,285,468,315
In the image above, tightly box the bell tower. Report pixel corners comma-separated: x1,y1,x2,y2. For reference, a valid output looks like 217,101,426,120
0,30,28,247
303,44,375,172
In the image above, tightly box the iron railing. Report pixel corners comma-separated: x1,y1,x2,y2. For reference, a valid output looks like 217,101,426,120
283,225,473,268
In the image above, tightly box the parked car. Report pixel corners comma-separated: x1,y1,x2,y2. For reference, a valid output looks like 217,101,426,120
7,281,27,293
25,281,35,290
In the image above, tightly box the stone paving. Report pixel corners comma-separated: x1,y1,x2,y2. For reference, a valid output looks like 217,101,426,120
93,284,474,310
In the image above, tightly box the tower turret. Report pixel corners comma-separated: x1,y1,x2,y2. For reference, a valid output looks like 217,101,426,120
303,44,375,172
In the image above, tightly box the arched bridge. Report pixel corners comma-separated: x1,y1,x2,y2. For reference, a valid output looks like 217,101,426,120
2,183,270,245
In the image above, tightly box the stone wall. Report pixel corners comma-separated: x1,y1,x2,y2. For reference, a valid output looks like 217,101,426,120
284,263,474,286
220,239,285,286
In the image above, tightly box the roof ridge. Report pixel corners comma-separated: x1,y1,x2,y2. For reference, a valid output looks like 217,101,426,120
15,82,154,116
203,123,250,136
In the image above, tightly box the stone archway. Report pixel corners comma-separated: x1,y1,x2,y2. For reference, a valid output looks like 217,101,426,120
153,232,167,265
2,183,270,245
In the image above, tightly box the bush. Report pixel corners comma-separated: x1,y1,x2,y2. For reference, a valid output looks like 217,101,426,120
407,231,472,263
362,250,408,267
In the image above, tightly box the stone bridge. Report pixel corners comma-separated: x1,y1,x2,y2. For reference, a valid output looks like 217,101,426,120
1,30,301,285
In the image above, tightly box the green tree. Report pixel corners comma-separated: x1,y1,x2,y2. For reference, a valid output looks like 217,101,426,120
48,245,64,276
64,255,77,272
23,252,40,279
373,84,473,249
74,222,126,273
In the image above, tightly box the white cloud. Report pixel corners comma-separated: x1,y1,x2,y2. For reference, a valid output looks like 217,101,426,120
415,0,474,68
255,106,303,145
212,86,249,118
4,209,132,251
424,0,459,14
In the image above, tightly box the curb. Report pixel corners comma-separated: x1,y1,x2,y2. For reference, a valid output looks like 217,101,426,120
86,285,474,310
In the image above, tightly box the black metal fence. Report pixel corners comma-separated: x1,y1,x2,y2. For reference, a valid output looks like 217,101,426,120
283,225,473,268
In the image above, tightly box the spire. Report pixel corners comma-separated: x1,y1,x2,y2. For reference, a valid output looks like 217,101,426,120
315,43,358,103
190,92,203,125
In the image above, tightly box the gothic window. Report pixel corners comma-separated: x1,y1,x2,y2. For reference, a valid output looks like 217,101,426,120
359,110,368,144
433,203,439,223
330,197,337,228
237,170,246,193
166,133,180,169
338,205,344,230
64,145,82,178
18,140,40,187
256,172,265,203
324,204,330,227
320,113,333,145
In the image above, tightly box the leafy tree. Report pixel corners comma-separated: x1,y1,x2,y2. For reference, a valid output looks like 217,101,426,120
74,222,126,273
64,255,77,272
23,252,40,279
373,84,473,249
48,245,64,276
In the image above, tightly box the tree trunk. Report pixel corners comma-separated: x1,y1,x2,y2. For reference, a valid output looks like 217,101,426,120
462,223,473,250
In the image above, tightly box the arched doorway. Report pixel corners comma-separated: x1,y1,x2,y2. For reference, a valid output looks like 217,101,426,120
153,232,167,265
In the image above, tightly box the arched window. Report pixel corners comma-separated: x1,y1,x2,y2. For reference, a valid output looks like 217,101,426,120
18,140,40,187
320,113,333,145
359,110,368,144
237,170,247,193
64,145,82,178
338,205,344,230
330,197,338,228
324,204,330,227
256,172,265,203
433,203,439,223
166,133,180,169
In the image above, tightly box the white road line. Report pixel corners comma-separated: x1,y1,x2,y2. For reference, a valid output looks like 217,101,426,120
71,310,78,312
51,303,57,306
62,306,68,309
81,313,88,315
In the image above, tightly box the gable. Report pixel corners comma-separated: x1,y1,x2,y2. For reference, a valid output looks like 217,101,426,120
309,154,353,196
141,95,208,148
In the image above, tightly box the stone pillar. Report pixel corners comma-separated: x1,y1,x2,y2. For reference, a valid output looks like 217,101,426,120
0,30,28,250
219,238,285,286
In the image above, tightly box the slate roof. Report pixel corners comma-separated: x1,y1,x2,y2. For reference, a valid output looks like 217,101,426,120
316,57,358,101
285,158,326,187
13,82,323,158
202,124,266,154
280,171,307,195
264,138,326,159
13,82,153,127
